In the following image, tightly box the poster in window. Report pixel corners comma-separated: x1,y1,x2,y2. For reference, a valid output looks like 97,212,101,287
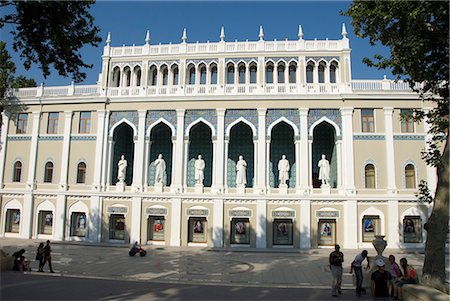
13,211,20,224
231,219,250,244
152,217,165,241
403,217,422,243
273,219,293,245
362,216,379,242
318,220,335,245
45,213,53,226
191,218,206,243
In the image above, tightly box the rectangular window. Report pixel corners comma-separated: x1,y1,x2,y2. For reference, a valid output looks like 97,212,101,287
318,219,336,246
16,113,28,134
188,217,207,243
273,219,293,245
47,112,59,134
5,209,20,233
70,212,87,237
38,211,53,235
401,109,415,133
361,109,374,132
148,216,165,241
231,218,250,244
362,215,380,242
403,216,422,243
79,112,91,134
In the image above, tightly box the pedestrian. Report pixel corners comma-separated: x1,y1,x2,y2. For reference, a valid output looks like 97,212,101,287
12,249,26,272
393,258,417,300
36,242,45,272
351,250,370,296
42,240,55,273
388,255,402,297
371,258,392,301
329,244,344,297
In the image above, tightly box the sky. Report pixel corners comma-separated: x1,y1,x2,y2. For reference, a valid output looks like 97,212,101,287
3,1,393,87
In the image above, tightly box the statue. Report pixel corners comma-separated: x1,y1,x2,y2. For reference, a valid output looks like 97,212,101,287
318,154,330,186
236,155,247,185
277,155,290,186
117,155,127,184
154,154,166,185
194,154,205,185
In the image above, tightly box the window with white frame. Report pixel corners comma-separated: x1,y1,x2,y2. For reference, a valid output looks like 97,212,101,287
329,62,337,83
238,64,245,84
210,65,218,84
79,111,91,134
405,164,416,188
318,63,325,83
77,162,87,184
266,63,274,84
289,63,296,83
361,109,375,132
199,65,206,85
249,64,257,84
306,63,314,83
188,65,195,85
16,113,28,134
47,112,59,134
401,109,415,133
364,164,376,188
44,161,53,183
226,64,234,84
172,65,179,85
277,63,285,83
161,66,168,86
13,161,22,182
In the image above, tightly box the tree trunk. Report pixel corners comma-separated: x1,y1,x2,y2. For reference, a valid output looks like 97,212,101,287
422,137,449,293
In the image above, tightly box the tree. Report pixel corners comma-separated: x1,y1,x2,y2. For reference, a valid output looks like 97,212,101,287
0,1,101,83
344,1,449,292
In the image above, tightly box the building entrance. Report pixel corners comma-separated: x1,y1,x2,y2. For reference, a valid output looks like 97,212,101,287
147,216,165,241
109,214,125,240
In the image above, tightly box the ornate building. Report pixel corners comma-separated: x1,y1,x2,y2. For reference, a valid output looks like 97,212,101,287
0,25,435,249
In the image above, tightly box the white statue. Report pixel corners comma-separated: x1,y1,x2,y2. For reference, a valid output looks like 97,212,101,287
278,154,290,186
154,154,166,185
236,155,247,185
194,154,205,185
318,154,330,186
117,155,127,183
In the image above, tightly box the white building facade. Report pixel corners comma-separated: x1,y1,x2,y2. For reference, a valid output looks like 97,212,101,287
0,26,435,249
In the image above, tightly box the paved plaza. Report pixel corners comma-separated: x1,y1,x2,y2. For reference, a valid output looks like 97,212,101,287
0,238,436,300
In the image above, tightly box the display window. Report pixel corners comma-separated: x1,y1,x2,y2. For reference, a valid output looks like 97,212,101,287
230,218,250,244
273,219,293,245
5,209,20,233
70,212,87,237
362,215,380,242
109,214,125,240
148,216,165,241
318,219,336,246
188,217,207,243
403,216,422,243
38,211,53,235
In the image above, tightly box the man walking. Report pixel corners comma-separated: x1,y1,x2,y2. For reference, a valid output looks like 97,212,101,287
42,240,55,273
351,250,369,296
371,258,392,301
329,244,344,297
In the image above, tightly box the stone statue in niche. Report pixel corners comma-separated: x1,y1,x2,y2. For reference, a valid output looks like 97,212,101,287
236,155,247,185
194,154,205,185
278,154,290,187
154,154,166,185
117,155,127,184
318,153,330,186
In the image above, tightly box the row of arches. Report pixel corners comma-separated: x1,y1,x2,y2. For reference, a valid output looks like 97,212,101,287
110,60,340,88
363,163,417,189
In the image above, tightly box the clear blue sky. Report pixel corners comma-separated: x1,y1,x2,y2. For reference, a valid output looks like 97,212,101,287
4,1,393,86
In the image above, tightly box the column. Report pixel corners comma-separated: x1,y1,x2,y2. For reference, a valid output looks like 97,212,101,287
0,112,10,188
132,110,146,191
387,200,399,248
59,111,73,191
26,112,41,190
55,195,66,240
183,139,189,190
343,199,358,249
93,110,106,191
256,199,267,248
212,199,224,247
213,109,225,192
88,195,101,242
144,140,151,189
170,198,181,246
294,140,301,190
384,107,397,194
299,200,311,249
224,139,229,190
423,108,437,196
308,140,313,191
273,63,278,84
336,141,343,191
105,138,114,189
172,109,185,191
22,193,34,238
299,109,309,193
340,108,355,194
100,111,110,191
256,108,266,192
130,197,142,243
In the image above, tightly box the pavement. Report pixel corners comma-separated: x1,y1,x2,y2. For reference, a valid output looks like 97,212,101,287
0,238,433,293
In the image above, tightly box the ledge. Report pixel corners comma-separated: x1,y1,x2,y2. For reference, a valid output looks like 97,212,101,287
403,284,449,301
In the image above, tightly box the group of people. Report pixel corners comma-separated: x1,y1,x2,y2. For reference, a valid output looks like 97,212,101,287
11,240,54,273
329,245,417,300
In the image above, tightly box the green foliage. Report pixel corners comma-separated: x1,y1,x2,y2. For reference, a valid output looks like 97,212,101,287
0,1,101,83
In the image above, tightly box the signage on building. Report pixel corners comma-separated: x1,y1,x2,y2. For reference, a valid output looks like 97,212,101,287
272,211,295,218
187,209,209,216
229,210,252,217
316,211,339,218
146,208,168,216
107,207,128,214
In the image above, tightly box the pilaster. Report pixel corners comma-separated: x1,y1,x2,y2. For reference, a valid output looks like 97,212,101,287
384,107,397,194
130,197,142,243
59,111,73,190
213,109,225,192
170,198,181,246
256,108,266,192
93,110,106,191
55,195,66,240
340,108,355,194
387,200,399,248
343,199,358,249
88,195,101,242
26,112,41,190
298,109,309,193
300,200,311,248
256,199,267,248
212,199,224,247
171,109,185,192
132,110,146,191
0,111,10,188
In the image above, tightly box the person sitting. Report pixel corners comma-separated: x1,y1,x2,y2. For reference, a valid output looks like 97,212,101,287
131,241,140,251
12,249,26,272
393,258,417,300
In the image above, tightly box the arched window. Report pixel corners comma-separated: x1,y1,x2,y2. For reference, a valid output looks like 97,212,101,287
238,64,246,84
318,63,325,83
405,164,416,188
266,63,274,84
123,67,131,87
199,65,207,85
112,67,121,87
329,63,337,83
249,63,257,84
364,164,376,188
133,66,141,87
77,162,87,184
289,63,297,83
13,161,22,182
188,65,196,85
306,63,314,83
161,66,168,86
44,162,53,183
277,63,285,83
226,64,235,84
149,66,158,86
210,65,218,85
171,65,179,85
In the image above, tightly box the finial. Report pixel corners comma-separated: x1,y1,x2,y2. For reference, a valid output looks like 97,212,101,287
145,30,150,45
259,25,264,41
298,25,303,40
182,28,187,43
220,26,225,42
106,32,111,45
341,23,348,38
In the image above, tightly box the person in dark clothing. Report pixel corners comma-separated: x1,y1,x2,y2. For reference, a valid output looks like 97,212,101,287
329,244,344,297
41,240,54,273
12,249,26,272
36,242,45,272
371,258,392,301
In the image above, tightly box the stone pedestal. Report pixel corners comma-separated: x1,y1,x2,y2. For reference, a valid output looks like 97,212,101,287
154,182,163,193
195,183,204,193
116,181,125,192
321,184,330,194
279,184,288,194
236,184,246,194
